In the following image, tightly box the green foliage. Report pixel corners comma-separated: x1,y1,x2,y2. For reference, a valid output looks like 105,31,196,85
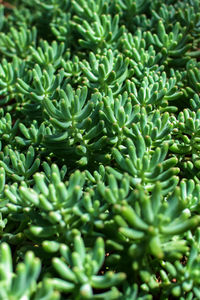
0,145,40,182
0,56,27,104
79,49,132,94
51,233,125,298
0,243,41,299
71,14,125,51
0,26,37,59
0,0,200,299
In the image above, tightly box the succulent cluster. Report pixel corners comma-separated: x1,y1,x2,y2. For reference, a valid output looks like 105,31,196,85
0,0,200,299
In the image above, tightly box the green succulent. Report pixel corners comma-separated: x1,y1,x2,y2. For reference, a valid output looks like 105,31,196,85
0,0,199,299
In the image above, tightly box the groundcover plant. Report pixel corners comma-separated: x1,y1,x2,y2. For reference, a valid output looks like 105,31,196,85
1,0,200,299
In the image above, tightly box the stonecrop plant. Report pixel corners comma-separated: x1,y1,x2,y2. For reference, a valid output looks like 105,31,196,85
0,0,200,299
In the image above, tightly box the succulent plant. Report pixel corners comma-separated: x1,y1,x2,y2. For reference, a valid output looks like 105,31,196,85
0,0,200,299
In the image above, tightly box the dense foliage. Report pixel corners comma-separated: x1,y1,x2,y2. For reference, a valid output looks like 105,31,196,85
0,0,200,299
